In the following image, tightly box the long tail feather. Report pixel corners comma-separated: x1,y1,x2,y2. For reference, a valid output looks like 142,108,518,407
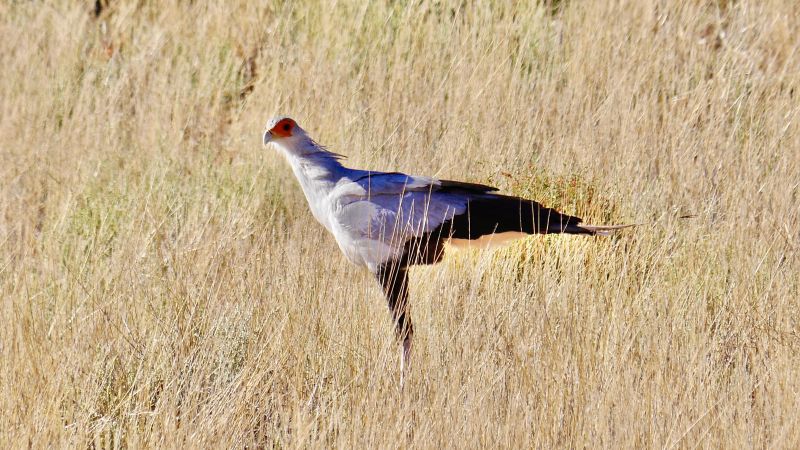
573,223,638,236
575,214,696,236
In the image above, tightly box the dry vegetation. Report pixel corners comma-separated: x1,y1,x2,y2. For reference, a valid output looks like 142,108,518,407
1,0,799,447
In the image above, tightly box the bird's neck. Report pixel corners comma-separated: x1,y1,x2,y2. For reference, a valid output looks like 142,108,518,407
279,138,347,183
277,138,350,227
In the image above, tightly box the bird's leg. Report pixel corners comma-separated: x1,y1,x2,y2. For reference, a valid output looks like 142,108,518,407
397,306,414,387
399,330,412,387
375,262,413,387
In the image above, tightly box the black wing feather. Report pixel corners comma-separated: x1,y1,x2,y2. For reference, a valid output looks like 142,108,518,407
439,193,590,239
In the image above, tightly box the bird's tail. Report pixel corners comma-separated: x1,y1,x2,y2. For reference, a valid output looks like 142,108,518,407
571,223,638,236
570,214,696,236
444,194,633,239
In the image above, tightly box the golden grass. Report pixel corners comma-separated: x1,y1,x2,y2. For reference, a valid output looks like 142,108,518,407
1,0,799,447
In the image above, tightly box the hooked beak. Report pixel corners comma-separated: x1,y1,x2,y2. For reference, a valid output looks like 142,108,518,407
262,130,273,147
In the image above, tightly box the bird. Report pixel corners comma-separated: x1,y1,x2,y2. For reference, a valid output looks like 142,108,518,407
262,116,632,384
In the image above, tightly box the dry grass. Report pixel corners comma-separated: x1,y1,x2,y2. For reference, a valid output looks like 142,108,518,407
1,0,799,447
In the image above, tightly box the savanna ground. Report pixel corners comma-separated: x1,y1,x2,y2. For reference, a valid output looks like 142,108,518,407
1,0,799,448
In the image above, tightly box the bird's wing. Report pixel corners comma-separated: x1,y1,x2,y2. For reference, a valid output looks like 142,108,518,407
330,172,475,268
334,190,468,243
334,171,484,236
344,171,499,196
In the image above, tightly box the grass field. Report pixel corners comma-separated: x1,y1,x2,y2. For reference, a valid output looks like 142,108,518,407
1,0,799,447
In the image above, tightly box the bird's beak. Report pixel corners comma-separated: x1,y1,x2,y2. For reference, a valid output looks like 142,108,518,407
263,130,273,147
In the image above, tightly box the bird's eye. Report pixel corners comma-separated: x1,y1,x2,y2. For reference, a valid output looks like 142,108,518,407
283,123,291,131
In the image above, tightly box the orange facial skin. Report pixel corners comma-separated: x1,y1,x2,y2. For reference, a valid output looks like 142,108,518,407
270,118,296,138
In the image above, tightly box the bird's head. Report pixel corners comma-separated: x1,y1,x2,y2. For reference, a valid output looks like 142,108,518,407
263,116,304,147
262,116,341,160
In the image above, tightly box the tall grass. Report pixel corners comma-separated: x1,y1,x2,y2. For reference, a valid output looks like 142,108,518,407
1,0,798,447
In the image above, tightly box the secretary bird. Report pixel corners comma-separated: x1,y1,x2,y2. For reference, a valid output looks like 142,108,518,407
263,116,631,383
